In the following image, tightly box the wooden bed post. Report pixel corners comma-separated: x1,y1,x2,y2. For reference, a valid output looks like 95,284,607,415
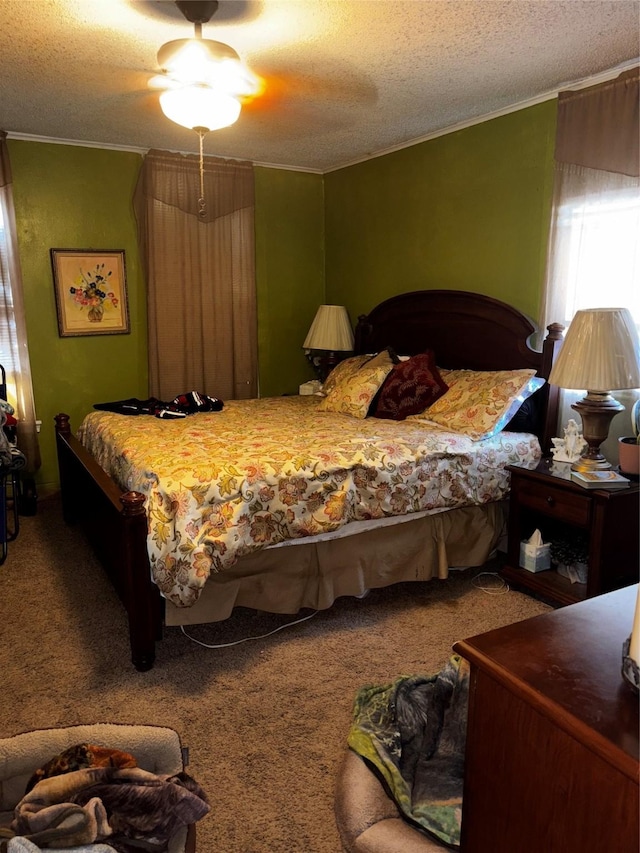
120,491,159,672
54,413,76,524
540,323,565,454
55,412,163,671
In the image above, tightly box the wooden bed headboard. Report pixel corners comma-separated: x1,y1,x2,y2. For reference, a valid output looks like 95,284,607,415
354,289,564,452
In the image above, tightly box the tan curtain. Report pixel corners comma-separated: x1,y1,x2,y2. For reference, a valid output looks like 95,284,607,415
540,69,640,457
134,149,257,401
0,132,41,473
554,67,639,178
541,68,640,330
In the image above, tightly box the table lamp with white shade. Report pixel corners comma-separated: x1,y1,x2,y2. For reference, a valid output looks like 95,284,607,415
303,305,354,382
548,307,640,471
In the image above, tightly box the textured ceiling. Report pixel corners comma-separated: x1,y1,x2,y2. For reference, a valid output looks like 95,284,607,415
1,0,638,172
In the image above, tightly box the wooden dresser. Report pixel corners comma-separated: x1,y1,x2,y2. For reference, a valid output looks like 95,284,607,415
453,585,639,853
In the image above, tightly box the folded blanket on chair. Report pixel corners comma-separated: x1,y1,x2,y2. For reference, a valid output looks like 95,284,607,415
347,655,469,850
25,743,137,794
6,838,117,853
12,766,210,852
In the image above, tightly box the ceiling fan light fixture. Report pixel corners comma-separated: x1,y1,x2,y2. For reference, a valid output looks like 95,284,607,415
159,84,241,132
157,38,258,97
153,1,253,219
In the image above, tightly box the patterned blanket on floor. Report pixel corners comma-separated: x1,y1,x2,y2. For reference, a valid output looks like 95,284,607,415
347,655,469,849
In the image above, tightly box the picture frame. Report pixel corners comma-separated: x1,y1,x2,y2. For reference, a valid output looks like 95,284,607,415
50,248,130,337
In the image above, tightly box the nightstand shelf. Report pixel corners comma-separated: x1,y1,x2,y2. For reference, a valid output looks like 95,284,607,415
502,458,639,606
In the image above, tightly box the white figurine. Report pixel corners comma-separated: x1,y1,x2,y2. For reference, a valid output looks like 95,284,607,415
551,418,587,463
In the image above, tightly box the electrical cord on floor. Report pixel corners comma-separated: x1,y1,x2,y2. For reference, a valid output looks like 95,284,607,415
472,572,510,595
180,610,318,649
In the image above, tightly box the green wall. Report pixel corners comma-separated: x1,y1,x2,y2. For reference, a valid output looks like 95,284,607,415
254,167,325,397
324,100,557,325
8,141,148,494
8,143,325,492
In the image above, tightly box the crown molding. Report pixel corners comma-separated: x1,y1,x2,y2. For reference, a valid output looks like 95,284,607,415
5,131,323,173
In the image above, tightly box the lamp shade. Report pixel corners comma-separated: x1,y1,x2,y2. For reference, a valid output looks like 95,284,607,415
549,307,640,391
303,305,354,351
159,85,241,131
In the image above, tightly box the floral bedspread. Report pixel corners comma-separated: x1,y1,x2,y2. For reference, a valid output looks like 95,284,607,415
77,396,541,607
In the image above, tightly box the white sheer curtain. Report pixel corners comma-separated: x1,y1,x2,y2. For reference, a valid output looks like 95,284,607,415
0,131,41,472
541,167,639,330
540,69,640,458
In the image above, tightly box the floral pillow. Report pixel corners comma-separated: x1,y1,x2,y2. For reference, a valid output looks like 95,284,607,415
421,368,546,440
321,355,371,396
317,349,395,419
370,351,449,420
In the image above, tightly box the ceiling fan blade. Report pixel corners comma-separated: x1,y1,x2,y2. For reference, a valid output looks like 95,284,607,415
148,74,177,90
246,64,377,112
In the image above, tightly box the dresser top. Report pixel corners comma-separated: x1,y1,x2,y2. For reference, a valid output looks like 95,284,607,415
454,585,639,777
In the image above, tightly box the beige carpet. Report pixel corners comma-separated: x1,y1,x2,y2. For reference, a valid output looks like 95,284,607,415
0,495,550,852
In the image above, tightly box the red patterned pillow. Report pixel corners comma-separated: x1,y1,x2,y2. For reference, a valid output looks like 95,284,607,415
371,351,449,420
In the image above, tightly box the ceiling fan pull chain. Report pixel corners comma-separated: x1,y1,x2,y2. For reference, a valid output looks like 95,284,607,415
197,128,207,218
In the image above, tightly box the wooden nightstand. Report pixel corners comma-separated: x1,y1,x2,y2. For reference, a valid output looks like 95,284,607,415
501,458,639,606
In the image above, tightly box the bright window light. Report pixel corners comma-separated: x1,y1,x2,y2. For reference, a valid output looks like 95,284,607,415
557,188,640,329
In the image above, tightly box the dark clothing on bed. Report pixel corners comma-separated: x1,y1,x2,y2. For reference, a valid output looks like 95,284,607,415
95,391,223,419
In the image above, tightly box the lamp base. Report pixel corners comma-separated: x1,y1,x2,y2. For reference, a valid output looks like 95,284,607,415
571,455,612,472
570,392,624,472
305,350,343,383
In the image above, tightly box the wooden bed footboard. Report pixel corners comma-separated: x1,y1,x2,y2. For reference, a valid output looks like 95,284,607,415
55,413,162,671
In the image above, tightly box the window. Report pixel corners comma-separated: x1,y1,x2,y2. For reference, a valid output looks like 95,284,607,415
0,202,18,387
554,186,640,329
0,132,40,470
541,69,639,457
543,176,640,459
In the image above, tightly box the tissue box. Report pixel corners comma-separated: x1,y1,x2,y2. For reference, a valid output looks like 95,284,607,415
519,541,551,573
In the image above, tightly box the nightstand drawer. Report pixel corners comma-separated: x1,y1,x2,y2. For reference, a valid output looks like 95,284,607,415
516,480,591,526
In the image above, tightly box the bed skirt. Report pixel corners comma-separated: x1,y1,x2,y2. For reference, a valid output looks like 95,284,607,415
165,502,507,626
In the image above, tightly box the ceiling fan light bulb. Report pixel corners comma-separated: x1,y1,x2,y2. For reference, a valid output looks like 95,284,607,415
159,86,241,132
157,37,257,96
159,38,239,76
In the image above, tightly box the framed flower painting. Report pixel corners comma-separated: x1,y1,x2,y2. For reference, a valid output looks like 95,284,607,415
51,249,130,337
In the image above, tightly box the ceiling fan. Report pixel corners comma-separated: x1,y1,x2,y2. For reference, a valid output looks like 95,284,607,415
147,1,264,217
149,0,261,133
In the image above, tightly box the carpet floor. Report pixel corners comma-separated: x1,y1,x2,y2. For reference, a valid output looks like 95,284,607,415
0,495,550,852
